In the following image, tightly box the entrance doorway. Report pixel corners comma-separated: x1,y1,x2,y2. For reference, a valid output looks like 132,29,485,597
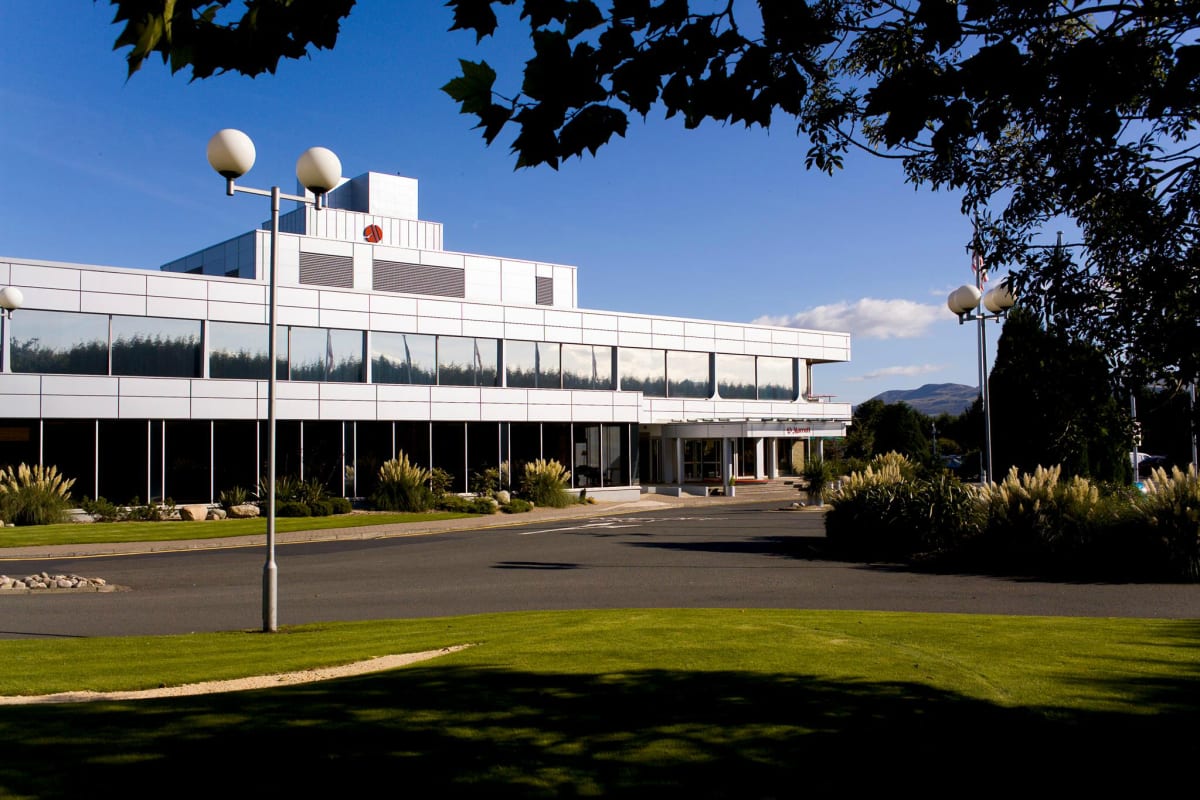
682,439,721,481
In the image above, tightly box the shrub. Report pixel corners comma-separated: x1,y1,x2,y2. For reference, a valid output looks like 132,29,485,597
80,496,124,523
307,499,334,517
276,500,312,517
0,463,75,526
436,494,471,513
470,465,509,497
826,468,983,561
330,497,353,515
519,458,573,508
122,497,175,522
372,451,433,512
503,497,533,513
297,478,328,505
257,475,301,504
1137,465,1200,579
217,486,248,510
78,495,177,523
429,468,455,499
468,496,499,515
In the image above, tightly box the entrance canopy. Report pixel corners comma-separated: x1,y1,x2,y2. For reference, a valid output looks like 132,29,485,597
657,418,847,440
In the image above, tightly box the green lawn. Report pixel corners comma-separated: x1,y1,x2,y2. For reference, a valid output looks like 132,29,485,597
1,609,1196,796
0,511,477,548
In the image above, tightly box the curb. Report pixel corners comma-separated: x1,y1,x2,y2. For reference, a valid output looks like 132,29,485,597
0,491,818,561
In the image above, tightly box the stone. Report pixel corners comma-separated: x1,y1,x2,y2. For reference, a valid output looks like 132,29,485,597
179,504,209,521
207,507,227,520
495,490,511,504
228,503,261,519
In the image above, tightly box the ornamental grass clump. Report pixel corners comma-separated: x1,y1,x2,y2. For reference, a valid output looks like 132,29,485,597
0,463,75,526
372,451,433,512
977,465,1100,571
826,459,982,561
1137,465,1200,579
520,458,573,508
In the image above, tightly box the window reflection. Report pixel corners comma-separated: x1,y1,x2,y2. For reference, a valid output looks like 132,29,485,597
111,316,201,378
372,332,436,385
757,356,795,400
288,327,364,382
10,309,108,375
562,344,613,390
506,341,560,388
619,348,665,396
209,321,270,379
717,354,757,399
667,350,711,398
438,336,498,386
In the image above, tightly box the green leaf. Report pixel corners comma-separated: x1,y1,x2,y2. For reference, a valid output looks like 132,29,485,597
442,59,500,116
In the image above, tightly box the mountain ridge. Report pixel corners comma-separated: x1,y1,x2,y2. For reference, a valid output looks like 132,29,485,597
866,383,978,416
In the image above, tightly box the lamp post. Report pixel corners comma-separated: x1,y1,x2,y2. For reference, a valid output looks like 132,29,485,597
206,129,342,633
947,272,1015,484
0,286,24,373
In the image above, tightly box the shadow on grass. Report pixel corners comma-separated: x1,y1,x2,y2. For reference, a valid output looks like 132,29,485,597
1,665,1195,796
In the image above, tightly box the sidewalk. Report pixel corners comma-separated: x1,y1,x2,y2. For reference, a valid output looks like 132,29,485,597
0,486,820,561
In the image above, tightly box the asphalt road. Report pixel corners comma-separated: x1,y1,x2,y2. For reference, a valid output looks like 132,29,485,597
3,502,1198,638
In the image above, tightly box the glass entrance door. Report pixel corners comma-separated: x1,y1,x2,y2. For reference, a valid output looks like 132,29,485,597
736,438,758,478
682,439,721,481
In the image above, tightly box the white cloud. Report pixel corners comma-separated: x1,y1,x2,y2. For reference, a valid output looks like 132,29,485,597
844,364,946,382
754,298,943,339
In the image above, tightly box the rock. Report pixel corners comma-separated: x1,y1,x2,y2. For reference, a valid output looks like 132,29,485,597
495,490,511,504
207,507,227,520
178,504,209,521
228,504,261,519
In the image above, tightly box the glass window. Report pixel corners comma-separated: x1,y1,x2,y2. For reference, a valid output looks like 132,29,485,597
209,321,271,379
619,347,665,396
757,356,795,400
111,315,201,378
372,332,436,385
438,336,498,387
604,424,628,486
10,309,108,375
506,341,561,388
717,354,757,399
288,327,364,382
573,423,602,488
562,344,613,390
667,351,711,398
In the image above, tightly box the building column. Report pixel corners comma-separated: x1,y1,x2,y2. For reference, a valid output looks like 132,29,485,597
673,437,684,485
754,437,765,479
766,438,778,479
722,437,735,497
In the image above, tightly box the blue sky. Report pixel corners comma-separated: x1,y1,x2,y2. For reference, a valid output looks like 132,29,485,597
1,2,1008,406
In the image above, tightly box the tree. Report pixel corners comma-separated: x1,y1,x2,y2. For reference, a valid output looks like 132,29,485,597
872,401,930,462
844,397,933,464
988,307,1131,482
108,1,1200,397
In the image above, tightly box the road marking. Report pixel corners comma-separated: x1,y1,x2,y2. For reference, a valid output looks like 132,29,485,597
518,521,637,535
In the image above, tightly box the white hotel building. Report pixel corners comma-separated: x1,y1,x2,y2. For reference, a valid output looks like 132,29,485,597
0,172,851,504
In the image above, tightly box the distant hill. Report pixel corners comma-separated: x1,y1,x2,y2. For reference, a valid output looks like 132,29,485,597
867,383,978,416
